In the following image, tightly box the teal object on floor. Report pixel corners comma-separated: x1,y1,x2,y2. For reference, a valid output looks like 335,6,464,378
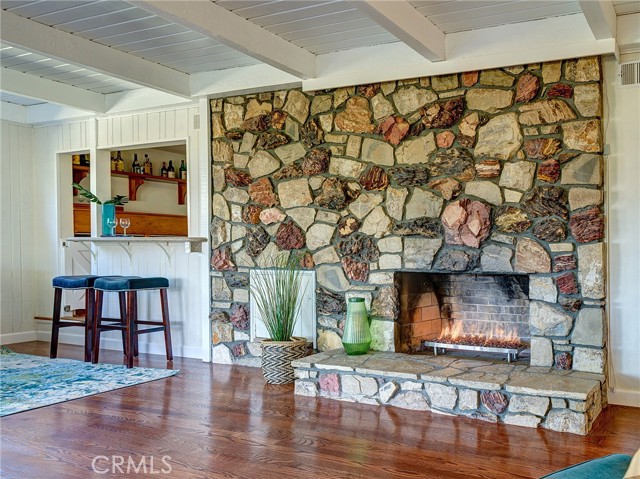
0,347,179,417
342,297,371,355
540,454,632,479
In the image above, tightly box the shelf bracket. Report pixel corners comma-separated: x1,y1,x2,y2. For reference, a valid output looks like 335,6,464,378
178,182,187,205
117,242,134,265
72,168,90,196
156,242,173,266
128,176,146,201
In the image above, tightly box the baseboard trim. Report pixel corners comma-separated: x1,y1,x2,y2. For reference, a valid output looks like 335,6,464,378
0,331,38,345
608,389,640,407
34,324,203,360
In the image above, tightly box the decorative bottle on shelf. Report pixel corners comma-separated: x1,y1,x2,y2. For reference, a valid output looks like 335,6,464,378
167,160,176,178
144,154,152,175
132,154,141,174
179,160,187,180
110,152,116,171
115,151,125,172
342,297,371,355
161,162,168,177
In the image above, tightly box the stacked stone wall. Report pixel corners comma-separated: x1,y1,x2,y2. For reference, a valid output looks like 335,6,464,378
210,57,606,376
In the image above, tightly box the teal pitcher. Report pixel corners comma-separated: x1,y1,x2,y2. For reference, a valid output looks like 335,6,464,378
342,297,371,355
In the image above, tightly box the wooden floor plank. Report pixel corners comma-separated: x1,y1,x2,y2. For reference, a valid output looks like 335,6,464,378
1,341,638,479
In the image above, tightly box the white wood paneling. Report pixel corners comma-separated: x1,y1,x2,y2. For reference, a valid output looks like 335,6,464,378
3,0,259,75
96,106,197,148
84,242,205,358
32,119,92,324
0,44,143,96
603,56,640,407
0,121,36,341
219,0,397,54
411,0,582,34
25,107,208,358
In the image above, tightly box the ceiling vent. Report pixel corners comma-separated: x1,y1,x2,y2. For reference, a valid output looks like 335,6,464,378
620,62,640,87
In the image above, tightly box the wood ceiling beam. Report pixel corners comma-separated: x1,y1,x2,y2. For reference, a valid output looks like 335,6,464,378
0,10,191,98
349,0,445,62
0,69,106,113
578,0,617,40
128,0,317,79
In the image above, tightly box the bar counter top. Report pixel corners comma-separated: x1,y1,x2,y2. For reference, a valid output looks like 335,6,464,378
65,236,207,253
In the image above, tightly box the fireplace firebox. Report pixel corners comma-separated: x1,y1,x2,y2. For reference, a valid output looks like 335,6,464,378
398,273,530,361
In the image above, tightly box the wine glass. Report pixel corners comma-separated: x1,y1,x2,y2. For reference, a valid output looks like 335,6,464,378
119,218,131,236
106,217,117,236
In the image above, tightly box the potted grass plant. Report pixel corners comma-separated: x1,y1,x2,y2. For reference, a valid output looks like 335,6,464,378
250,253,308,384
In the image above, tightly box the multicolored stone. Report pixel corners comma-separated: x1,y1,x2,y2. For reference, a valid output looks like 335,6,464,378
360,166,389,191
275,222,306,250
441,199,492,248
569,207,605,243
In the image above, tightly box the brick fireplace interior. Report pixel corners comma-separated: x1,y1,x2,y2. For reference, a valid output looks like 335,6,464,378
398,273,530,354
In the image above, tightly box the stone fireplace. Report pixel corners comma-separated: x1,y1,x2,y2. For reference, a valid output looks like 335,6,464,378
209,56,607,433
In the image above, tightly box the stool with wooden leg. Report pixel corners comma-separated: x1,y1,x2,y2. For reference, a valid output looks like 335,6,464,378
93,276,173,368
51,275,127,362
50,275,99,362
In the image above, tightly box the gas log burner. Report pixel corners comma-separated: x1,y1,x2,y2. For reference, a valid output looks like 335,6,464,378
399,273,530,362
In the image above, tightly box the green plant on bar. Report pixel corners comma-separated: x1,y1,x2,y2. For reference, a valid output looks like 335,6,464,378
72,183,128,205
250,253,306,342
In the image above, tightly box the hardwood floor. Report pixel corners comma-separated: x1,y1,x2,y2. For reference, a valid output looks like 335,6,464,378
1,341,638,479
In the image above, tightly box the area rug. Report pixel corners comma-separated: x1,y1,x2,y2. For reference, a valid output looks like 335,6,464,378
0,346,179,417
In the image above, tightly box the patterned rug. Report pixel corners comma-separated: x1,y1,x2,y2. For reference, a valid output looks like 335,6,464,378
0,347,179,417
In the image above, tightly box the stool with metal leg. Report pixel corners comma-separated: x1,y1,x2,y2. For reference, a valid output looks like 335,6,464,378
93,276,173,368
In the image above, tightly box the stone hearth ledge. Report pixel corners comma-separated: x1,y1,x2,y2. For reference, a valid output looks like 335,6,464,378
293,349,604,435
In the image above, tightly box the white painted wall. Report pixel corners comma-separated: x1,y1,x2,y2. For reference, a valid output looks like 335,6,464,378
0,121,36,343
1,105,210,361
603,55,640,407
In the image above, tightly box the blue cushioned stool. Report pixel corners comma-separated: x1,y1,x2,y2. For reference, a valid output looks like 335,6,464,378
51,275,99,362
93,276,173,368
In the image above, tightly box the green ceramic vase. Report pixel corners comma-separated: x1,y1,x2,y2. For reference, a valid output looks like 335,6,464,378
342,297,371,355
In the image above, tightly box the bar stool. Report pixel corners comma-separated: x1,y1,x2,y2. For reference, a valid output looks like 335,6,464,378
51,275,99,362
93,276,173,368
51,275,127,362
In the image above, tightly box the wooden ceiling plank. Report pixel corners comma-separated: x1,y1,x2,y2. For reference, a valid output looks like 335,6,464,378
0,68,106,112
349,0,445,61
0,10,191,97
128,0,316,79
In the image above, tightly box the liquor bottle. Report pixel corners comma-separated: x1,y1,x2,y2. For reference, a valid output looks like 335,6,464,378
179,160,187,180
144,154,152,175
132,154,141,174
110,152,116,171
161,162,168,177
167,160,176,179
116,151,125,172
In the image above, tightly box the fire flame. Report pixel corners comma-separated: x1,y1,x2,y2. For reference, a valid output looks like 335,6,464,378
438,320,524,349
